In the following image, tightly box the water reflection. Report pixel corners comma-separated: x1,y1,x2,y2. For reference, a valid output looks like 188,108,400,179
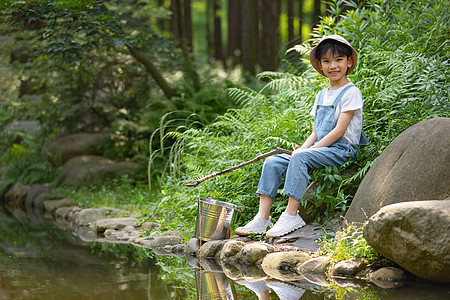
1,208,449,300
196,270,236,299
0,210,183,299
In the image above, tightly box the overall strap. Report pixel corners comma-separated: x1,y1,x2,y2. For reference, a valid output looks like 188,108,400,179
331,83,355,107
317,89,325,106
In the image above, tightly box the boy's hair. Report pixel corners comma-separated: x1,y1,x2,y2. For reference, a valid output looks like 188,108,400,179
315,39,353,60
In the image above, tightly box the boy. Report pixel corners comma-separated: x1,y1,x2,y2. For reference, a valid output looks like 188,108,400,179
236,35,367,238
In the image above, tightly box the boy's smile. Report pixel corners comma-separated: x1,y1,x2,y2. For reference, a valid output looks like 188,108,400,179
318,50,353,89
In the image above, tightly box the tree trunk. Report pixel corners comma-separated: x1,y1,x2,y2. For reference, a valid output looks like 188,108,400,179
184,0,193,50
241,0,259,75
157,0,166,31
213,0,223,62
206,0,214,57
170,0,179,39
126,45,175,99
287,0,295,43
313,0,322,27
174,0,201,91
260,0,281,71
298,0,304,41
227,0,242,64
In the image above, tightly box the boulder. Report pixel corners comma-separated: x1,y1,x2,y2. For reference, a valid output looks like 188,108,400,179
54,206,80,227
72,207,130,226
4,120,40,135
143,235,182,248
330,258,369,277
41,132,110,166
0,181,13,203
4,182,29,207
199,240,226,258
298,256,332,275
95,217,139,232
346,118,450,224
185,238,201,257
43,199,75,214
24,184,51,208
219,240,246,264
34,192,65,209
56,155,141,187
236,242,275,265
369,267,406,289
363,200,450,282
261,252,311,281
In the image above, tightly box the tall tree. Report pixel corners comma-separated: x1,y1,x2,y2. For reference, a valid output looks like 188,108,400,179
260,0,281,71
174,0,201,91
206,0,214,57
298,0,304,41
241,0,259,74
184,0,193,50
170,0,179,39
213,0,223,62
313,0,322,27
227,0,242,64
287,0,295,43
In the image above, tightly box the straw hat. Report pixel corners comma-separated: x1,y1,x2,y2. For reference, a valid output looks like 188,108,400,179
309,35,358,76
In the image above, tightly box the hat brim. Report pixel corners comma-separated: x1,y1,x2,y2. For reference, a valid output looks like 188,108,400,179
309,35,358,76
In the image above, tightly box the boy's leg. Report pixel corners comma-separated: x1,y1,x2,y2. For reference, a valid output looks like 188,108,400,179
282,147,351,201
256,154,290,201
236,155,289,236
267,147,351,238
258,194,273,220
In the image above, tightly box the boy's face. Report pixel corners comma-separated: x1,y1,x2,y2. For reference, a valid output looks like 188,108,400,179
318,50,353,84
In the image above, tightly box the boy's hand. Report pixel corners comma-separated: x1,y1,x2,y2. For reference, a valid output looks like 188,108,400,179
290,145,306,158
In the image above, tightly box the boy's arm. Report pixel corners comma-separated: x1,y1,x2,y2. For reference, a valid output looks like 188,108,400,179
299,126,317,149
310,110,355,149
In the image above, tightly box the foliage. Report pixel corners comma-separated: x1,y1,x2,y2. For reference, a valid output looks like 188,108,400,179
316,223,390,266
0,1,239,174
150,0,449,233
0,132,58,185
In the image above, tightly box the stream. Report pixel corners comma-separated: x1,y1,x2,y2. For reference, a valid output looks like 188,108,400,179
1,209,449,300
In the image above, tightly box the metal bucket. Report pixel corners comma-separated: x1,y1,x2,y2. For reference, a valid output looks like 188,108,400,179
195,196,240,241
195,270,236,300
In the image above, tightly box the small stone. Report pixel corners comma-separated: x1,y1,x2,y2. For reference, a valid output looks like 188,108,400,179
331,258,368,277
369,267,406,289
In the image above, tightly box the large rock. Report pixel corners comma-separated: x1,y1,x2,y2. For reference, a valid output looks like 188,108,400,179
24,184,52,208
56,155,141,187
346,118,450,224
363,200,450,282
41,132,110,166
4,182,29,207
73,207,130,226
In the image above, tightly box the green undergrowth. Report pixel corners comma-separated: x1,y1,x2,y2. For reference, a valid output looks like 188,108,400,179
316,222,393,268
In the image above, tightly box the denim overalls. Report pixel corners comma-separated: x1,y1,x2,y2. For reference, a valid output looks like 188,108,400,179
257,84,367,202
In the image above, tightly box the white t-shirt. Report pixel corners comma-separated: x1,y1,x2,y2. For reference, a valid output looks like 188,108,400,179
310,82,363,144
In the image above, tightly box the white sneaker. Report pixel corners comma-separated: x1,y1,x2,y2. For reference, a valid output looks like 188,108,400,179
235,214,273,236
235,279,270,297
266,212,306,238
266,280,305,300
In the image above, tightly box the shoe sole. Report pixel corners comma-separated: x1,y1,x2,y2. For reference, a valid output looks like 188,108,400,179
265,222,306,238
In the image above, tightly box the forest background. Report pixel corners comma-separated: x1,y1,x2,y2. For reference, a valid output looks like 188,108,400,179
0,0,449,244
